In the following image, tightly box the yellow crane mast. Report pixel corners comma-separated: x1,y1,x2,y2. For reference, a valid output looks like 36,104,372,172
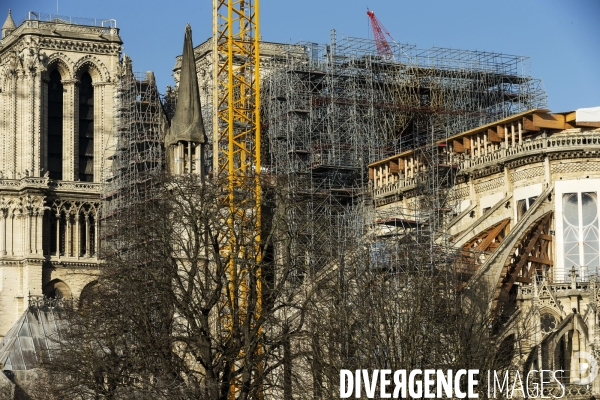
213,0,261,398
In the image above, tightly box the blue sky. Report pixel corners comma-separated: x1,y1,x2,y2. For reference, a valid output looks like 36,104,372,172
4,0,599,112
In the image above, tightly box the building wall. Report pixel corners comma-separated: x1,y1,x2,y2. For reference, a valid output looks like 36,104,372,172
0,14,122,336
369,110,600,396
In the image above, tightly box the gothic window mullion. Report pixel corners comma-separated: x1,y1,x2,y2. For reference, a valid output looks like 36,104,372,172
562,191,600,278
78,72,94,182
582,192,599,271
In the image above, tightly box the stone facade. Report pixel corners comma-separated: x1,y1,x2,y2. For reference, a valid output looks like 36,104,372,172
369,108,600,397
0,11,122,336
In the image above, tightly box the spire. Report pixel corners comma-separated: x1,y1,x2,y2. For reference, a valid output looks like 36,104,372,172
2,9,16,38
165,23,206,146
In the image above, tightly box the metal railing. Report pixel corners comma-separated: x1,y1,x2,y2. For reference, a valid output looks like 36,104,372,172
19,12,116,28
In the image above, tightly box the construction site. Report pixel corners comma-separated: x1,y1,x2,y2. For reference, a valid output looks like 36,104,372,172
84,0,549,277
101,33,548,276
93,13,552,393
101,56,166,253
7,2,600,398
258,30,547,276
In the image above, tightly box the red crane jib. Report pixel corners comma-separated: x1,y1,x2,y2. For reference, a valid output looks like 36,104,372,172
367,10,394,59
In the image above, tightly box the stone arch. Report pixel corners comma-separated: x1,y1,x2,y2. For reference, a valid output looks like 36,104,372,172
538,306,562,338
46,52,74,80
538,305,562,321
543,313,590,380
492,211,554,316
79,280,99,308
43,278,72,299
73,55,110,83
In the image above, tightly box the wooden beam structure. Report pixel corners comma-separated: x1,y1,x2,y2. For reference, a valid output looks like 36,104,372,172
456,218,511,286
491,212,553,318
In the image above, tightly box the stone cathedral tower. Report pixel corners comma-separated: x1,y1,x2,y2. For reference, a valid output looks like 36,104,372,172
0,10,122,336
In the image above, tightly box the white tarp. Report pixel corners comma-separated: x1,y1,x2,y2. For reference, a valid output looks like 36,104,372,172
576,106,600,122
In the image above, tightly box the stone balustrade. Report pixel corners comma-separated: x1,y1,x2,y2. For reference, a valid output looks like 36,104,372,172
0,178,102,193
461,132,600,170
371,131,600,200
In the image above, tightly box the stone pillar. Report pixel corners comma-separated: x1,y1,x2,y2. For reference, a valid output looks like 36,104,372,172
56,213,61,258
62,80,78,181
15,70,26,176
188,142,193,174
31,67,44,177
35,211,43,255
177,142,184,175
18,210,24,256
6,211,13,256
41,74,49,176
571,328,581,383
85,215,90,257
0,81,4,174
94,216,99,257
66,214,71,257
195,143,202,175
99,82,115,183
24,72,35,176
75,212,80,259
0,211,5,256
5,72,18,177
544,156,551,186
93,82,107,183
25,210,31,254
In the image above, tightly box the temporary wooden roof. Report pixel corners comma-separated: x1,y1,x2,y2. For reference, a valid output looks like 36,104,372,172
369,108,600,169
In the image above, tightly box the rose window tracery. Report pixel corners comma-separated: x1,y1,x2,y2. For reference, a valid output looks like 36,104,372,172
541,313,557,334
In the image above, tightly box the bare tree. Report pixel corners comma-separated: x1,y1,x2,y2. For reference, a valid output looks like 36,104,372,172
37,173,309,400
295,233,528,400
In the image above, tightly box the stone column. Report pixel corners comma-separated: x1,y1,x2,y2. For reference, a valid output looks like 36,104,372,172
195,143,202,175
25,210,32,254
75,212,80,259
62,80,78,181
85,215,90,257
66,214,71,257
24,72,35,176
93,82,108,183
94,215,99,257
6,212,13,256
19,210,25,256
15,70,26,176
7,73,18,176
41,75,49,176
0,82,4,173
32,68,44,177
0,211,5,256
35,211,43,255
188,142,193,174
56,213,61,258
177,142,183,175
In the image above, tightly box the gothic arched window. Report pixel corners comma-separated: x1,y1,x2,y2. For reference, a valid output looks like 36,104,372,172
563,192,600,276
48,69,63,180
79,72,94,182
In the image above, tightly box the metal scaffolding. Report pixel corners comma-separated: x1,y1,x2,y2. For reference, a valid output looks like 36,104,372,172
261,32,547,276
101,56,165,251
